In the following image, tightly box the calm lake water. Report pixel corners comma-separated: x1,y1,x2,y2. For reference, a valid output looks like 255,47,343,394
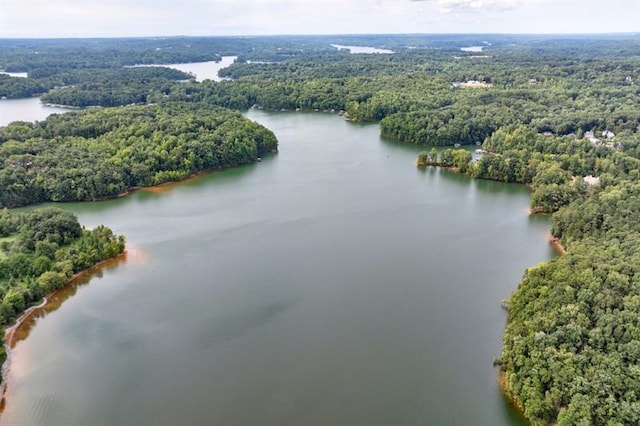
0,109,554,425
0,71,28,78
0,97,71,126
130,56,237,82
461,46,484,53
330,44,394,54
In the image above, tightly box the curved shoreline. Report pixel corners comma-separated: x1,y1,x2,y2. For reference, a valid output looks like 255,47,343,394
549,236,566,255
75,157,275,204
0,250,128,414
497,234,567,425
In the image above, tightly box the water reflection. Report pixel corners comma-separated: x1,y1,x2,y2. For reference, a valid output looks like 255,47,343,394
7,254,128,349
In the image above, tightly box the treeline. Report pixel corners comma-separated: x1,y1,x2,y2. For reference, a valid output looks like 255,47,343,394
0,74,47,99
416,125,640,424
0,208,125,374
0,66,191,102
0,102,278,207
3,35,638,128
419,125,640,213
179,43,640,143
0,38,223,72
38,67,191,107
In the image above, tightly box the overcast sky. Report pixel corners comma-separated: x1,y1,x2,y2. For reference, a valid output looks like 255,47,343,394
1,0,638,38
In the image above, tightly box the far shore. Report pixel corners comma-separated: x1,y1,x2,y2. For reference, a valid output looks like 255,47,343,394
0,249,128,413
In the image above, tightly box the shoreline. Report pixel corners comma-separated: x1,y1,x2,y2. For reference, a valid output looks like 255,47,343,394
498,370,527,419
499,369,560,425
0,250,128,413
118,156,277,197
80,158,272,203
549,236,566,255
497,235,565,425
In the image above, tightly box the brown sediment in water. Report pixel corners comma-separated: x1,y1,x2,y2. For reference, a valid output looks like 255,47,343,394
549,236,566,255
0,247,134,413
499,369,561,425
141,169,215,194
100,163,256,199
498,370,528,421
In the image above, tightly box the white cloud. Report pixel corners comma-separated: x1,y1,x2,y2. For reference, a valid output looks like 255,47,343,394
0,0,638,37
412,0,526,13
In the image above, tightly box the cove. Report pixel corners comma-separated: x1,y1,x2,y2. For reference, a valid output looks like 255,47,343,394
0,98,70,126
0,110,555,425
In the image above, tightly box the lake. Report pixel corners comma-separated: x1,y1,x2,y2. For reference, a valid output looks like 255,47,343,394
461,46,484,53
0,97,71,126
330,44,394,54
129,56,237,82
0,72,28,78
0,108,553,425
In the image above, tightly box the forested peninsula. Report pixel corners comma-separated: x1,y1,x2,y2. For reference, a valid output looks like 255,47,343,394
0,103,278,207
1,34,639,425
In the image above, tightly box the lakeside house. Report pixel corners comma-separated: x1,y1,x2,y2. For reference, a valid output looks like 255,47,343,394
451,80,492,88
583,175,600,186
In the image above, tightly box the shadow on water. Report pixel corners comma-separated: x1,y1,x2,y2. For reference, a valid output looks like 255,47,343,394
379,135,430,155
498,387,531,425
437,167,475,188
0,252,130,413
473,176,529,196
528,211,552,225
6,253,129,349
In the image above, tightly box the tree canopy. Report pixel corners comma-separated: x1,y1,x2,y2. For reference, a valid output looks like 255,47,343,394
0,102,277,207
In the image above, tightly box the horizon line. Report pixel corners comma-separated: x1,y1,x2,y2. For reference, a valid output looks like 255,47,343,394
1,31,639,40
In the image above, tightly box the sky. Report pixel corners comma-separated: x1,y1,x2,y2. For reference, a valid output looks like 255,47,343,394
1,0,639,38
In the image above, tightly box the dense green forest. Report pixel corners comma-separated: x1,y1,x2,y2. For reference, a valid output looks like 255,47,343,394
1,34,640,424
0,103,277,207
1,67,191,101
0,38,222,71
0,208,125,378
499,179,640,425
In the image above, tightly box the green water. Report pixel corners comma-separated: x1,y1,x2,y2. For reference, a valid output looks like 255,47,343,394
1,111,553,425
